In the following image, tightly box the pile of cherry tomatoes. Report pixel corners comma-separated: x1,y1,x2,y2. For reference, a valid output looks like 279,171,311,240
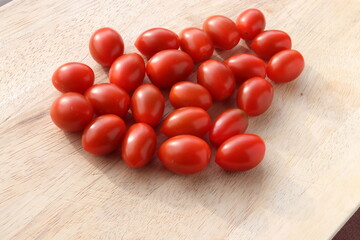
50,9,304,174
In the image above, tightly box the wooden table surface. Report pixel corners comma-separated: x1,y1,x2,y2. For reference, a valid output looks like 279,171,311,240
1,0,360,239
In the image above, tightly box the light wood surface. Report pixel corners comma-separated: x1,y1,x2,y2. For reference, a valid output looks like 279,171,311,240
1,0,360,239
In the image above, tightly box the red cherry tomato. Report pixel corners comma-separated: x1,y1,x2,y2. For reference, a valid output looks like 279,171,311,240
121,123,156,168
89,27,124,66
216,134,265,171
237,77,274,116
203,15,240,50
135,28,180,58
131,84,165,127
169,81,212,110
85,83,130,117
179,27,214,62
160,107,211,137
146,50,194,88
225,53,266,83
158,135,211,174
109,53,145,93
82,114,126,155
209,109,248,147
266,49,304,83
197,60,236,101
250,30,291,60
50,92,93,132
52,62,94,94
236,9,265,40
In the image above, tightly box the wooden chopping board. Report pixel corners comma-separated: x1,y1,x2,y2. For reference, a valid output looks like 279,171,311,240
0,0,359,239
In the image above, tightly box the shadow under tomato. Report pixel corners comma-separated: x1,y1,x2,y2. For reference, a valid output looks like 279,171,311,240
214,42,250,61
62,114,174,200
66,123,314,231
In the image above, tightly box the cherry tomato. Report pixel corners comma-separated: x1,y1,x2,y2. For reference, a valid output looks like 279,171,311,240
209,109,248,147
160,107,211,137
109,53,145,93
158,135,211,174
216,134,265,171
203,15,240,50
50,92,93,132
236,9,265,40
197,60,236,101
121,123,156,168
225,53,266,83
82,114,126,155
135,28,180,58
266,49,304,83
169,81,212,110
250,30,291,60
85,83,130,117
89,27,124,66
237,77,273,116
131,84,165,127
179,27,214,62
52,62,94,94
146,50,194,88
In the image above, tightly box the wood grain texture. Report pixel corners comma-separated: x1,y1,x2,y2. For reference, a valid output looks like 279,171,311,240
1,0,360,239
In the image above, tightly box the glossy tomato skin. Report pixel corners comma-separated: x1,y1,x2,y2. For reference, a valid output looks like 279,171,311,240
203,15,240,50
237,77,274,116
179,27,214,62
146,50,194,88
85,83,130,117
131,84,165,127
82,114,126,155
197,60,236,101
236,9,265,40
267,49,304,83
121,123,156,168
50,92,93,132
135,28,180,58
250,30,291,60
52,62,94,94
216,134,265,171
209,109,248,147
109,53,145,93
158,135,211,174
89,27,124,66
225,53,266,83
169,81,212,110
160,107,211,137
